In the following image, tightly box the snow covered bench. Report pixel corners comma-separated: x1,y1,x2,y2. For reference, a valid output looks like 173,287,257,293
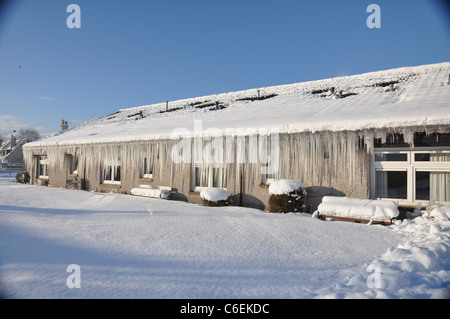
130,185,171,199
316,196,399,225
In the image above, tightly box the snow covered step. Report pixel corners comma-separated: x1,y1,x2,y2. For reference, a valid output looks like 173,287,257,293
130,185,171,199
317,196,399,225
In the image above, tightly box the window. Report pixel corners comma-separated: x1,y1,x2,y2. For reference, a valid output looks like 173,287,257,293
374,153,407,162
415,171,450,202
373,149,450,204
261,163,282,184
67,154,78,175
260,135,282,184
38,155,48,178
193,164,227,190
375,170,407,199
142,157,153,179
102,165,121,184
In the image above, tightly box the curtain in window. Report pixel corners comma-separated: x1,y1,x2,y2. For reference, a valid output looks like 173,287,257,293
430,172,450,202
375,171,388,198
195,165,209,188
430,154,450,202
195,165,227,188
430,153,450,162
212,167,227,188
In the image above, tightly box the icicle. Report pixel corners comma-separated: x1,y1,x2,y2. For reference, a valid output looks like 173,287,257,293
364,132,375,154
402,129,414,148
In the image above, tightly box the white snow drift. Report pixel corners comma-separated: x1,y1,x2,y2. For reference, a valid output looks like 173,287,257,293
0,172,448,299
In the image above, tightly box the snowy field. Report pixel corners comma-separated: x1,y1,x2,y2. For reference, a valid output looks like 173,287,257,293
0,171,449,299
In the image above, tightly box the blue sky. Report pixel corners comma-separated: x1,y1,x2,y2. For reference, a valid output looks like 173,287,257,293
0,0,449,137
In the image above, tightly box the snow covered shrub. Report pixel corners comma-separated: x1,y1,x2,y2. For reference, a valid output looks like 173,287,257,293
200,188,232,207
15,172,30,184
268,180,307,213
66,176,80,189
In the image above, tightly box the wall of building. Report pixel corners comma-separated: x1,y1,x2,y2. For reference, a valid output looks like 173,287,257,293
23,131,371,212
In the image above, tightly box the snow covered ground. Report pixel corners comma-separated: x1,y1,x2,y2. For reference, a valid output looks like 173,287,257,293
0,171,449,299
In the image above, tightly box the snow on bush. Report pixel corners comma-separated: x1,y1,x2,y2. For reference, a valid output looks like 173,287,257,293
268,179,304,195
268,179,307,213
200,188,231,207
317,196,399,222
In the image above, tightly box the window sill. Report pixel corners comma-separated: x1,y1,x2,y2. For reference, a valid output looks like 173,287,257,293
102,181,121,186
190,187,228,195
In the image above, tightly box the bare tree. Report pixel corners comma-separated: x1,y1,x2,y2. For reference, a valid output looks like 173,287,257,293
18,128,41,142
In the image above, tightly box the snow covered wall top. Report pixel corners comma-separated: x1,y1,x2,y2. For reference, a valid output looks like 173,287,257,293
26,62,450,147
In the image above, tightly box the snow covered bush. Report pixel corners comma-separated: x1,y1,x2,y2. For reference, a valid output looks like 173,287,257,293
200,188,232,207
15,172,30,184
66,176,80,189
268,180,307,213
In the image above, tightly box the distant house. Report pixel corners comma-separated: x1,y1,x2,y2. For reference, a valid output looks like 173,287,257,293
1,136,27,169
23,62,450,211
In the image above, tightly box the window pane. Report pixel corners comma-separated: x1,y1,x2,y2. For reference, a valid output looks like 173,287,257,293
376,171,407,199
415,153,430,161
195,166,208,187
115,166,121,181
72,156,78,173
416,171,430,200
375,153,407,162
416,171,450,202
415,153,450,162
39,156,48,177
143,157,153,176
143,158,147,175
212,167,226,188
431,153,450,161
104,166,112,181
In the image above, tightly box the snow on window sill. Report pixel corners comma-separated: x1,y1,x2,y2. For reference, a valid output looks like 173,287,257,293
191,186,228,194
140,174,153,181
259,178,275,187
102,181,121,186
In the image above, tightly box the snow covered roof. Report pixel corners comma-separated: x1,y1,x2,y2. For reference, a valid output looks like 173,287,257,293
1,139,26,160
26,62,450,148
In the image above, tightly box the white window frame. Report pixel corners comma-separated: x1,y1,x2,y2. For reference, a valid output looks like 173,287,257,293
102,164,121,185
38,155,49,179
192,163,227,192
261,163,282,185
372,147,450,206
